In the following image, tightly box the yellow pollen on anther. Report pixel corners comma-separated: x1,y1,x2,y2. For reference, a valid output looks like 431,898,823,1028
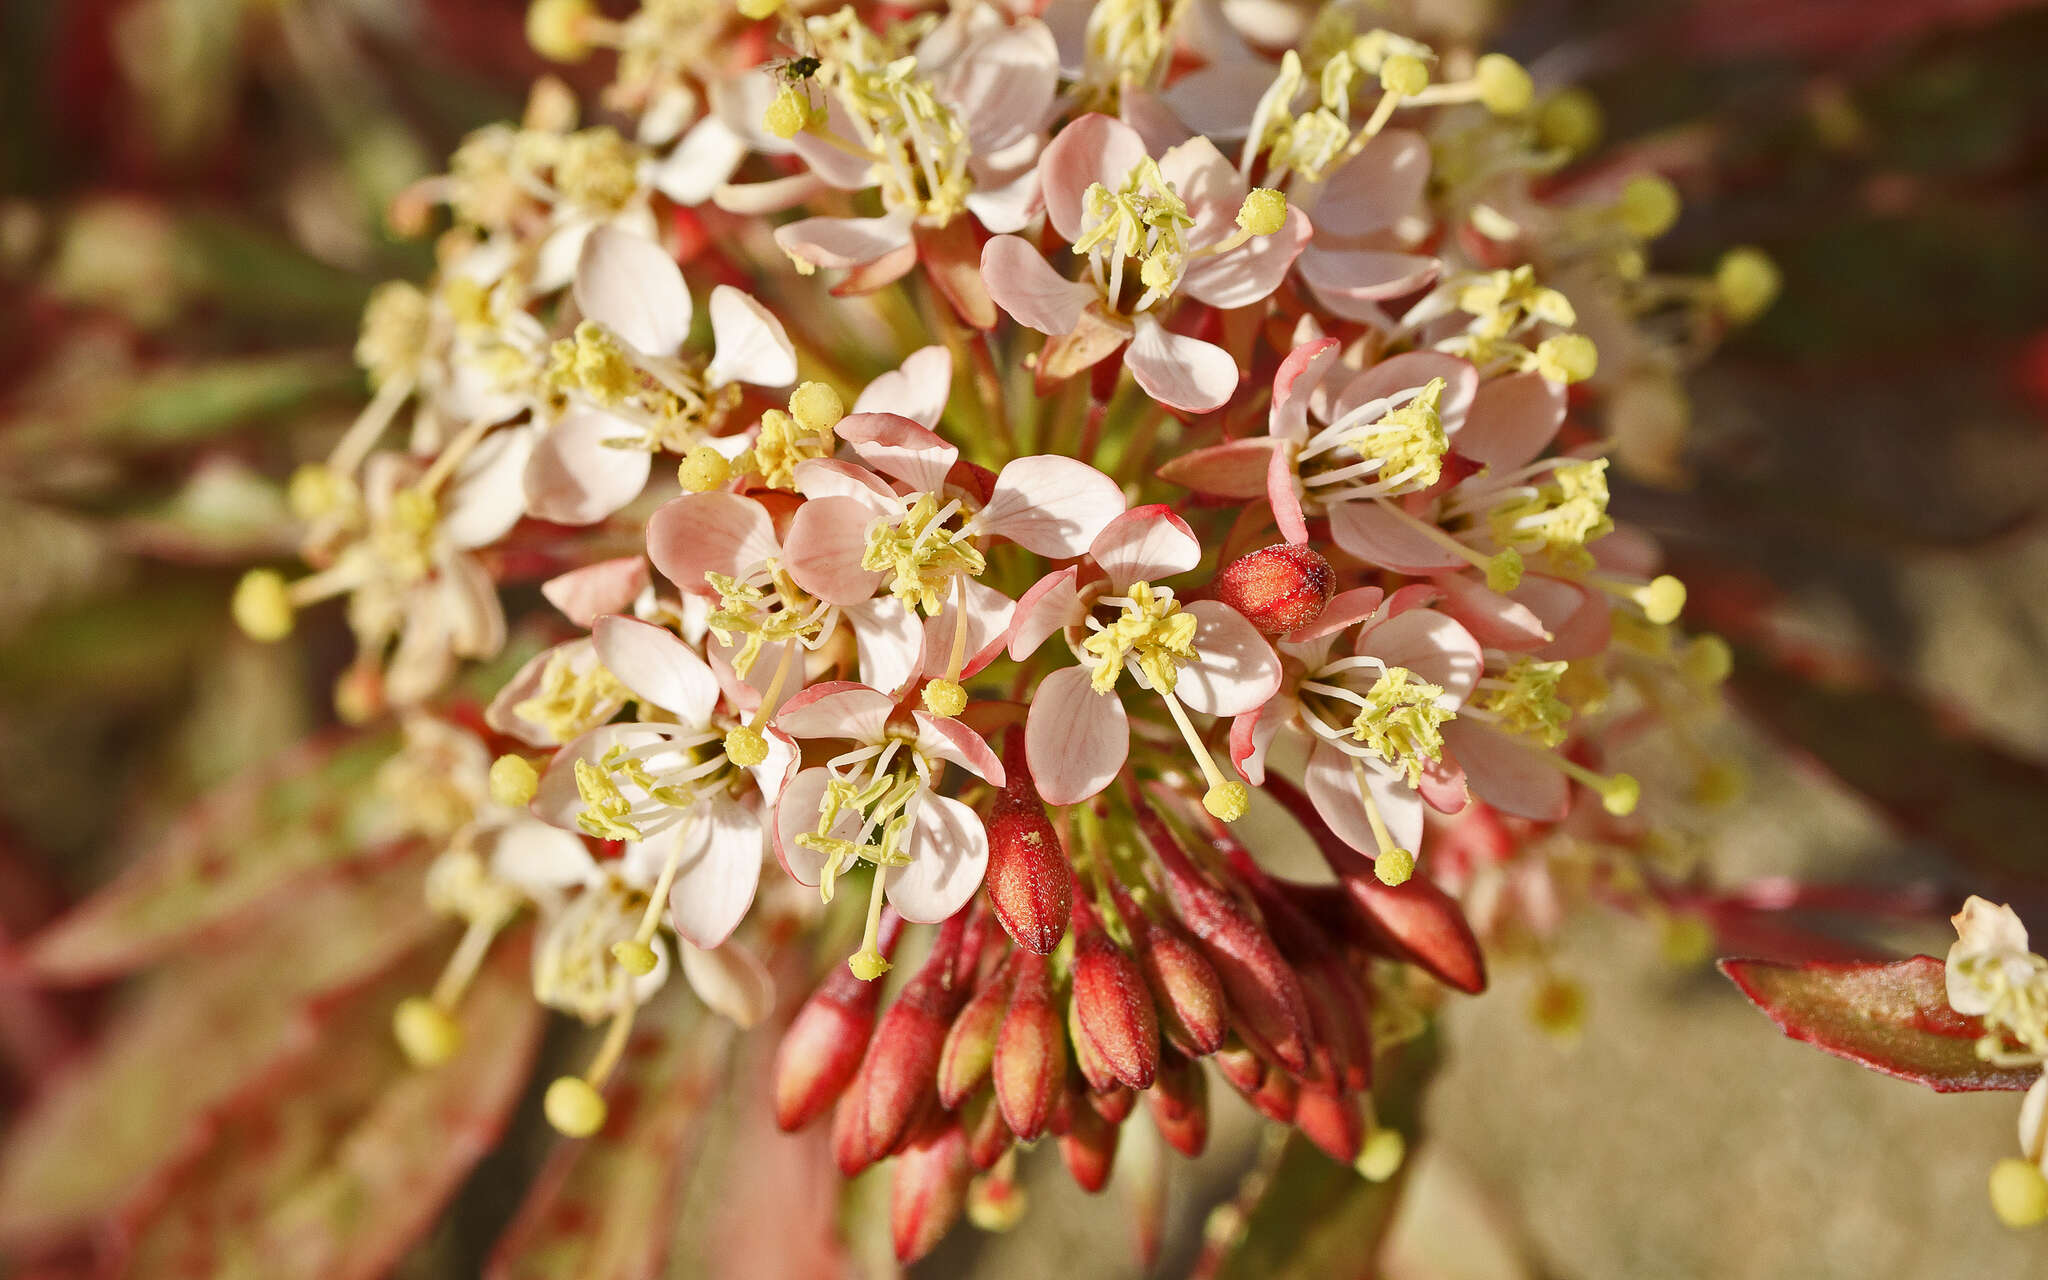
1354,377,1448,488
514,651,628,743
863,494,987,615
232,569,296,642
677,446,731,492
490,754,540,807
393,996,462,1067
1349,666,1451,785
1083,581,1198,694
1472,659,1571,747
545,1075,608,1136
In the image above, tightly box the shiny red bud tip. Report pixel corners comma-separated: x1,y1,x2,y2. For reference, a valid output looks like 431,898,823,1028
1215,542,1334,635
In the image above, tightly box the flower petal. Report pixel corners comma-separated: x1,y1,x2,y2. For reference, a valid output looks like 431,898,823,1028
1125,317,1239,413
681,937,775,1028
981,235,1097,335
663,796,764,948
1025,664,1129,805
1303,742,1425,856
1356,607,1483,705
651,115,749,205
1182,207,1312,309
1040,113,1148,243
594,614,720,726
886,793,989,923
542,556,650,627
784,495,887,605
774,681,897,744
443,424,537,548
1177,600,1283,717
1442,719,1568,822
1007,566,1084,660
773,766,846,885
920,576,1016,679
979,456,1127,556
648,491,781,592
854,345,954,429
1327,499,1467,573
1089,504,1200,590
481,819,599,894
835,412,959,493
1456,371,1566,472
706,285,798,388
524,410,654,526
1310,129,1430,241
843,598,926,697
575,225,691,355
1156,438,1278,498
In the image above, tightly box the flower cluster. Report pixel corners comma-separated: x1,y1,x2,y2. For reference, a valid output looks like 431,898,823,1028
232,0,1771,1260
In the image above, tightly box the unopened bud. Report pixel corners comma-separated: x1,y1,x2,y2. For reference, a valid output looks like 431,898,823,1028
984,748,1073,954
960,1087,1014,1170
1145,1050,1210,1157
992,951,1064,1139
775,914,899,1130
1294,1084,1366,1163
938,972,1011,1107
1057,1090,1119,1193
1132,913,1229,1056
891,1120,973,1264
1216,543,1334,635
967,1163,1028,1231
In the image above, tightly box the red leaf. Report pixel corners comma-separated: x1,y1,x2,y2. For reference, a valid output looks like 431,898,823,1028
1720,954,2038,1093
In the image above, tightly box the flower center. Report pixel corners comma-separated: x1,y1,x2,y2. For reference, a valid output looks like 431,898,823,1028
1082,580,1198,695
514,649,629,743
1349,666,1450,785
804,9,971,223
545,321,735,453
1073,158,1195,314
1484,458,1614,574
862,494,986,615
706,561,833,679
534,876,649,1021
572,734,730,842
1470,658,1572,746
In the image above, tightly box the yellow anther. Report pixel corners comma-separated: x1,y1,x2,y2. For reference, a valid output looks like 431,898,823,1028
1535,333,1599,384
356,281,430,386
1083,581,1198,694
1597,772,1640,816
1681,634,1733,685
849,948,892,981
1374,847,1416,886
1379,53,1429,97
677,446,732,492
1350,666,1451,785
1475,54,1534,116
611,939,659,976
1993,1159,2048,1228
738,0,782,17
393,997,462,1068
1538,88,1603,154
1485,550,1524,593
789,381,845,434
1474,659,1571,747
1236,188,1289,238
1356,377,1447,487
526,0,594,62
724,724,769,768
1204,780,1250,823
1529,974,1588,1039
544,1075,609,1137
1617,174,1681,240
490,754,540,808
515,651,627,743
747,408,833,491
287,463,345,520
764,86,810,141
862,494,986,615
1355,1128,1407,1182
1658,914,1716,968
1634,574,1686,625
1690,758,1747,809
1491,459,1612,571
554,127,642,213
232,569,295,642
1716,247,1781,324
922,678,967,718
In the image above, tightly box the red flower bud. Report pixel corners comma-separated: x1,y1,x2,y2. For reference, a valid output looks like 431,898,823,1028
836,915,971,1172
992,950,1065,1140
985,734,1074,954
1070,899,1160,1090
1211,1038,1267,1095
960,1087,1014,1171
774,911,903,1131
1135,800,1314,1074
1109,878,1229,1057
1244,1058,1299,1123
1066,987,1120,1093
1089,1083,1137,1125
1058,1085,1120,1193
1146,1050,1210,1158
1293,1083,1365,1163
1296,957,1374,1093
891,1118,973,1264
937,967,1012,1108
1215,542,1334,635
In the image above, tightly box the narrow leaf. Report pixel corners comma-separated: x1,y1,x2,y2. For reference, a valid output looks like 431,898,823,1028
1721,954,2038,1092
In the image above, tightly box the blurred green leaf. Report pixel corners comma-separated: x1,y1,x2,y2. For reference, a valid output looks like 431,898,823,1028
25,729,405,983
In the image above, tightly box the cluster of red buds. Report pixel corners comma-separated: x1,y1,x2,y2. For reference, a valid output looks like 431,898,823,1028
773,729,1484,1263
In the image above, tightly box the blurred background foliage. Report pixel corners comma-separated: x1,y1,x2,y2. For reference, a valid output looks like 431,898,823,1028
2,0,2047,1275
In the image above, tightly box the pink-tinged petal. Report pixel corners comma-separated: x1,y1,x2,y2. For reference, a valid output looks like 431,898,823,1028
594,614,720,726
524,410,653,525
1007,566,1084,660
1442,719,1569,822
1177,600,1282,717
1126,317,1239,414
1158,61,1278,142
542,556,649,627
1432,574,1551,651
663,796,763,948
1513,576,1610,661
680,937,775,1028
1303,743,1425,856
979,456,1126,556
1229,691,1292,786
442,424,536,548
1269,336,1342,443
1327,499,1466,573
1296,245,1441,302
964,158,1044,234
1332,353,1478,436
1457,372,1565,472
748,727,798,804
982,236,1097,334
1416,754,1470,815
1355,608,1483,705
706,286,798,389
772,213,914,272
1311,129,1430,240
648,491,781,592
1157,438,1278,499
843,598,926,697
1381,582,1445,618
1183,207,1312,309
835,412,959,493
920,577,1015,679
1118,86,1195,153
1285,586,1385,643
487,640,610,746
710,636,801,718
533,723,672,829
1040,113,1149,243
792,457,899,506
1160,136,1245,228
913,712,1005,784
1025,665,1129,805
854,345,954,429
773,767,846,884
1267,435,1309,545
783,495,887,605
774,681,897,744
887,794,989,923
1089,504,1201,590
483,819,600,893
945,20,1060,155
575,226,691,355
651,115,749,204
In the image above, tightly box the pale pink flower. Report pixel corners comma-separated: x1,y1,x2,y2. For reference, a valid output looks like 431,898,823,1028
980,113,1309,412
1009,505,1281,810
525,227,797,525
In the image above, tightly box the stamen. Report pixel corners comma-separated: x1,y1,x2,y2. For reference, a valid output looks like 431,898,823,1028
1347,757,1416,885
1158,685,1249,822
848,860,894,980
